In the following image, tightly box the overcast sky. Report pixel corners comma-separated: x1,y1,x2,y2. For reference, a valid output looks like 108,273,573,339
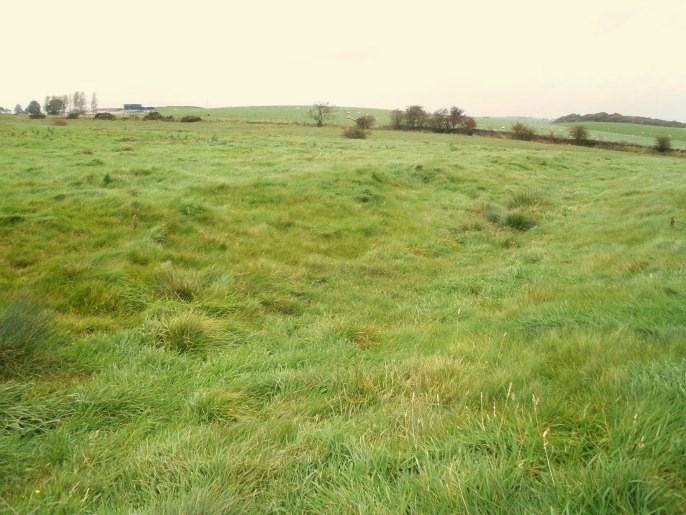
3,0,685,120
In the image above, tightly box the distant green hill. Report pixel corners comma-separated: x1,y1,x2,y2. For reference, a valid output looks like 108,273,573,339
158,105,392,126
554,112,686,129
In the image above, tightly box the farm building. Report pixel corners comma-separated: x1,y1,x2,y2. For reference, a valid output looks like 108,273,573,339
123,104,155,111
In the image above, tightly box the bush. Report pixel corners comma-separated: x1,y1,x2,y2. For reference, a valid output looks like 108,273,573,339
343,126,368,139
94,112,116,120
28,114,46,119
569,125,589,145
66,112,80,119
354,115,376,129
52,118,68,126
655,136,672,153
143,111,174,121
0,297,54,377
511,122,536,141
462,116,477,135
181,116,202,123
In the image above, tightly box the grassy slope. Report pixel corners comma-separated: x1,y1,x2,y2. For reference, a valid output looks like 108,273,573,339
1,116,685,512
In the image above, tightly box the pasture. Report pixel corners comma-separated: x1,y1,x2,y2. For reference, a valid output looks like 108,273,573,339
1,114,685,512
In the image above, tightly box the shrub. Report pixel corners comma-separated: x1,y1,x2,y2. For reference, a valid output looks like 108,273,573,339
143,111,174,121
511,122,536,141
52,118,68,126
355,115,376,129
462,116,477,135
0,297,54,377
655,136,672,153
343,126,368,139
28,114,46,119
66,112,80,119
569,125,589,145
94,112,116,120
181,116,202,123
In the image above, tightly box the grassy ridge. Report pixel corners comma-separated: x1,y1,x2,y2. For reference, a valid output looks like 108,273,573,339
1,116,685,512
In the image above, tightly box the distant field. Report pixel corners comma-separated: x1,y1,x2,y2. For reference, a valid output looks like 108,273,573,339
1,115,684,512
155,108,686,149
558,122,686,149
159,105,392,126
477,117,686,149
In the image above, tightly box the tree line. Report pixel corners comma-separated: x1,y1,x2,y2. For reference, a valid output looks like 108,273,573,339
389,105,476,133
306,102,477,133
8,92,98,117
554,112,686,129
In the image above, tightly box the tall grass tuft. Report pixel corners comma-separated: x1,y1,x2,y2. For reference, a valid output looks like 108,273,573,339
507,189,544,209
504,212,537,231
0,297,55,377
147,310,223,354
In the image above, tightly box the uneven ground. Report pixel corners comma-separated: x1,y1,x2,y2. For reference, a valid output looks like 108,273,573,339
1,115,685,513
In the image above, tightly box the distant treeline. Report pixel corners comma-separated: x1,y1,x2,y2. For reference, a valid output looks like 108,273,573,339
554,112,686,129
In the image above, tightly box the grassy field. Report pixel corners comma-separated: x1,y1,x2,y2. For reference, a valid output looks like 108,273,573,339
1,115,685,512
158,105,392,127
477,117,686,150
155,108,686,149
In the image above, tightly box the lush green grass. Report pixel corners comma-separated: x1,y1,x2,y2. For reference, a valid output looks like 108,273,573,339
1,115,685,512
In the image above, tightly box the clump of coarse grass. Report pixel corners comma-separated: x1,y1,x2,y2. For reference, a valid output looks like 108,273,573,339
504,212,537,231
147,310,221,354
190,387,257,423
507,189,544,209
152,262,209,301
484,204,505,224
52,118,67,126
119,144,134,152
0,297,55,377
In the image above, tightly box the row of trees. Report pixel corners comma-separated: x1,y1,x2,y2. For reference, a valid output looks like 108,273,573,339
555,112,686,129
390,105,476,133
306,102,476,133
10,92,98,117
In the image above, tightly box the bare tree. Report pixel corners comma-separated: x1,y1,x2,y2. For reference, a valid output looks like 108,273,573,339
90,93,98,116
307,102,336,127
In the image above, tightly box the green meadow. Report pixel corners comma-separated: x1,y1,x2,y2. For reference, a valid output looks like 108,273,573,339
1,114,685,513
158,107,686,149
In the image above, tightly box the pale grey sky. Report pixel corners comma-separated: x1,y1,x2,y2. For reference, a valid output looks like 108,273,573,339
3,0,685,120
